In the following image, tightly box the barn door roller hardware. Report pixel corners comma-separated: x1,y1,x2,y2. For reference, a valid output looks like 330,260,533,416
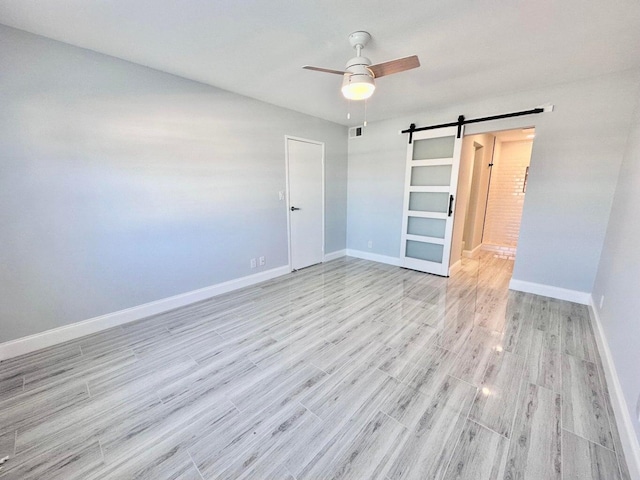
401,105,554,143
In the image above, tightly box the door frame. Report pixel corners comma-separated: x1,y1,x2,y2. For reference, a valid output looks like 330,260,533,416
454,120,538,262
284,135,325,272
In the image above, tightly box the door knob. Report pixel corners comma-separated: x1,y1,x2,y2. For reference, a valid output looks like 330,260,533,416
290,206,301,211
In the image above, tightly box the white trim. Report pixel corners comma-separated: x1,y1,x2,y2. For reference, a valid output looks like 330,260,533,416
412,158,454,167
589,298,640,479
408,186,450,193
284,136,325,272
323,249,346,262
346,249,401,267
0,265,290,361
449,259,462,275
405,234,445,245
406,211,448,220
462,243,483,259
400,125,464,277
508,279,590,305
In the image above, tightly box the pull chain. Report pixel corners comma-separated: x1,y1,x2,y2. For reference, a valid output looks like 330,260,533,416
363,99,368,127
347,99,351,120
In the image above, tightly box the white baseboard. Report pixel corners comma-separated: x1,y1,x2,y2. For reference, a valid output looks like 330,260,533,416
345,249,401,267
449,259,462,275
508,279,590,305
0,265,290,361
589,298,640,479
462,244,483,259
323,249,346,262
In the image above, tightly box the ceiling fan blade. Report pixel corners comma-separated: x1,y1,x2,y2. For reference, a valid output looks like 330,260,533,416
303,65,347,75
368,55,420,78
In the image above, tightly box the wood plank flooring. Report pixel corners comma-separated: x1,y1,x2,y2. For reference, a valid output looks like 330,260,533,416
0,253,631,479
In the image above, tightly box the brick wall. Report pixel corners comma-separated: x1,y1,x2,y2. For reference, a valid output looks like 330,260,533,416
483,140,533,250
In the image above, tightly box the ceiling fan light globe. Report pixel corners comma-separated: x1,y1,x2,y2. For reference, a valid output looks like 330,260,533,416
341,74,375,100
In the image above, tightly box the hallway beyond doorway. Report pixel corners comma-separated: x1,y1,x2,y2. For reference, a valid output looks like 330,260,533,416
453,128,534,265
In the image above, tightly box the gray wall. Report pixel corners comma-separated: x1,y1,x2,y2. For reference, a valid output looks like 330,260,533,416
0,26,347,342
592,91,640,441
347,70,640,293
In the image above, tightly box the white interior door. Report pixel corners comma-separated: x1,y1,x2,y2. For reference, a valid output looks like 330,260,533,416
400,126,464,276
286,137,324,270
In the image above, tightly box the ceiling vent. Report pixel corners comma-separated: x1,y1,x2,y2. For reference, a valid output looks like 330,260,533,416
349,126,364,139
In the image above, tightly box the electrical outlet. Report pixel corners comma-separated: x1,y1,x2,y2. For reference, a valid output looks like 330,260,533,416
259,256,265,266
367,240,373,249
599,295,605,309
250,258,257,269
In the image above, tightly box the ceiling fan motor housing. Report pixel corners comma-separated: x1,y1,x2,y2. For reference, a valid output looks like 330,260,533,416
346,31,374,78
346,58,374,77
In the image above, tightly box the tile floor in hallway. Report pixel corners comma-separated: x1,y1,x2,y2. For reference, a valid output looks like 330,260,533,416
0,253,631,479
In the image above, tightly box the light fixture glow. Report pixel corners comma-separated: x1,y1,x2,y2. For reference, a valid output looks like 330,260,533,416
342,74,375,100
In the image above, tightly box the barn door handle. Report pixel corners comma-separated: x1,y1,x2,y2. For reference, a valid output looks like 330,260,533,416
448,195,454,217
290,206,301,211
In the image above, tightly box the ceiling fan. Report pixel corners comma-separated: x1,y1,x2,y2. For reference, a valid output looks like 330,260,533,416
303,31,420,101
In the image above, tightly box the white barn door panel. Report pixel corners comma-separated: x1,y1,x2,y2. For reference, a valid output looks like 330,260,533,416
400,126,464,276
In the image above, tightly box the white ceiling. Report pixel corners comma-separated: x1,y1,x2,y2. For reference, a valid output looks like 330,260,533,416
1,0,639,126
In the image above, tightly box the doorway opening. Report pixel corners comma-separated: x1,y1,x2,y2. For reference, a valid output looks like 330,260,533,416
450,127,535,271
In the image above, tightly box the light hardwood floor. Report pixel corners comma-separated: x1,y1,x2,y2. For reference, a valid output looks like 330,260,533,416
0,253,631,479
